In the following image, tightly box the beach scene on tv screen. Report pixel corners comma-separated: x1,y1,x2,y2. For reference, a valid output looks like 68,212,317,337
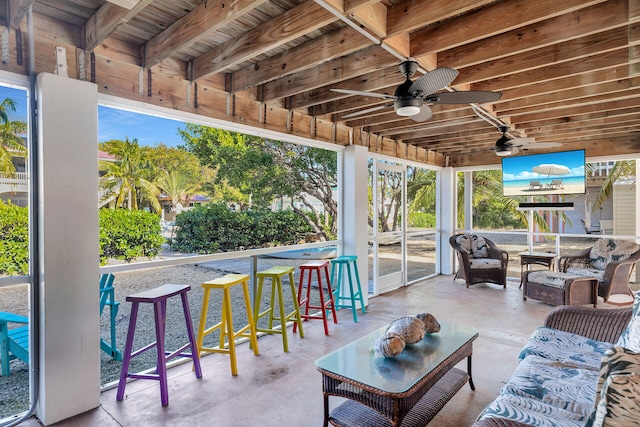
502,150,585,196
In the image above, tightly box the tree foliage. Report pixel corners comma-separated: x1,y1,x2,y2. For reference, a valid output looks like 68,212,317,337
0,97,28,173
179,124,338,239
99,137,161,212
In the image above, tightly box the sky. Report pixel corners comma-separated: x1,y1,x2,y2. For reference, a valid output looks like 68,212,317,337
0,85,187,147
501,150,585,181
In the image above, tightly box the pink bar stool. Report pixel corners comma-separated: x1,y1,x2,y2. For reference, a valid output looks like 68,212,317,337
293,260,338,336
116,284,202,406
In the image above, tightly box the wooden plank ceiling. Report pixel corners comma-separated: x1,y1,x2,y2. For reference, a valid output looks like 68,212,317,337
2,0,640,167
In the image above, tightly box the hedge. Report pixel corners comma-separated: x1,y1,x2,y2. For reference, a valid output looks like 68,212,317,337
172,203,312,253
0,201,28,276
99,208,164,263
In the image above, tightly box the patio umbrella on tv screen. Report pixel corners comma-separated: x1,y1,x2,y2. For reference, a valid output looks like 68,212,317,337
532,164,570,177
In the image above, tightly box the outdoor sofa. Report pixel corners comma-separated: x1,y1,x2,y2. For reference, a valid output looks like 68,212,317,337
471,298,640,427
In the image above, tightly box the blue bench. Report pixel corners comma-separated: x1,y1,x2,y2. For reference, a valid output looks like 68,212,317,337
0,311,29,376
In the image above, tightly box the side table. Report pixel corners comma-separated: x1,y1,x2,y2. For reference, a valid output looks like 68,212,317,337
518,251,556,289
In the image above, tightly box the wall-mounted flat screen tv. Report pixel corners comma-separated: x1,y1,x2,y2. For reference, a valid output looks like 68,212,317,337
501,149,586,196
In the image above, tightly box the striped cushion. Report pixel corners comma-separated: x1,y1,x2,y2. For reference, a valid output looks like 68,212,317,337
616,291,640,352
585,347,640,427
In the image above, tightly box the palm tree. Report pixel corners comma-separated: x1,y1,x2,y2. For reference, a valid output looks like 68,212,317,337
155,169,200,213
0,97,27,173
591,160,635,210
99,138,161,212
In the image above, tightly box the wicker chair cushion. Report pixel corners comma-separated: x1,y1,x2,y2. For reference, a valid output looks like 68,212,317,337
469,258,502,270
455,234,489,258
585,347,640,427
589,239,640,271
471,235,489,258
455,234,472,254
519,326,611,370
565,267,605,283
616,291,640,352
527,270,585,290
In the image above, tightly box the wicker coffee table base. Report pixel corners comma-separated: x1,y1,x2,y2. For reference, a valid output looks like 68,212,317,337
328,368,469,427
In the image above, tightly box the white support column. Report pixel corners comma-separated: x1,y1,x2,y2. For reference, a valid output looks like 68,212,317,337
463,171,473,230
37,73,100,424
440,167,456,275
342,145,369,307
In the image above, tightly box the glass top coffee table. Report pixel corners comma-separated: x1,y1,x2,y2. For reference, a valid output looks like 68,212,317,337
315,321,478,427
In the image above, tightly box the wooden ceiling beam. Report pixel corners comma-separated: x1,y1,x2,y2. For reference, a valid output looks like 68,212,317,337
512,97,640,124
193,1,336,79
229,27,372,92
411,0,603,58
525,114,640,136
83,0,152,51
517,106,640,130
471,46,640,92
499,86,640,117
454,27,631,86
498,67,631,103
386,0,495,39
436,0,630,69
284,57,402,109
144,0,266,68
495,77,640,113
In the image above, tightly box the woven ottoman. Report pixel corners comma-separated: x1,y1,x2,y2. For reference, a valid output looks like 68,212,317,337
523,270,598,307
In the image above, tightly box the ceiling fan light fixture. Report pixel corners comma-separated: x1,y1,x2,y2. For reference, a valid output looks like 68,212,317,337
396,105,421,116
395,97,422,116
495,146,512,156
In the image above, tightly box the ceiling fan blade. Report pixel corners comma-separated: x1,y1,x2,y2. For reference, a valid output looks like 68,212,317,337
520,141,563,149
410,105,433,122
511,146,520,155
408,67,459,96
331,88,396,100
426,90,502,104
510,137,535,146
341,104,392,119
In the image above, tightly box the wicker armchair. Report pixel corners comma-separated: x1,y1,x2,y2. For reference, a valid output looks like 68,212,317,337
558,239,640,303
449,234,509,288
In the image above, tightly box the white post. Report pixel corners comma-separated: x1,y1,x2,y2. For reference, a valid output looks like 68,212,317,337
37,73,100,424
440,167,456,275
342,145,369,308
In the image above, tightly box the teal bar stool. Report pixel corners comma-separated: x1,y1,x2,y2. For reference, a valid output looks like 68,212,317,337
254,266,304,352
330,255,365,322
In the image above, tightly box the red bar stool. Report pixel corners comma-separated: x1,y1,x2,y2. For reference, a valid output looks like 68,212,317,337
116,284,202,406
293,260,338,336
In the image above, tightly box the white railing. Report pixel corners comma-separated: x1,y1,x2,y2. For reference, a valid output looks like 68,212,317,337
0,172,28,194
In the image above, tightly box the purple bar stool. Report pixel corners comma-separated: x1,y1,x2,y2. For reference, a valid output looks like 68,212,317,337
116,284,202,406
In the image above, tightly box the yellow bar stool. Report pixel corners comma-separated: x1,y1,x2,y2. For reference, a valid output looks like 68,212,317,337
254,266,304,352
196,274,259,376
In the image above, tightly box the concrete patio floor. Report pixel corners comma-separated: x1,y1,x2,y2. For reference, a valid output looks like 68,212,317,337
22,274,625,427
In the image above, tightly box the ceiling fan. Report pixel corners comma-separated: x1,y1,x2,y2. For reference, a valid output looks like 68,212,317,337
331,60,502,122
494,125,563,156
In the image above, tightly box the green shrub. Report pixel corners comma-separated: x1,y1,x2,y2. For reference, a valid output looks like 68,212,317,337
0,201,28,276
172,203,312,253
407,211,435,228
99,209,164,263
